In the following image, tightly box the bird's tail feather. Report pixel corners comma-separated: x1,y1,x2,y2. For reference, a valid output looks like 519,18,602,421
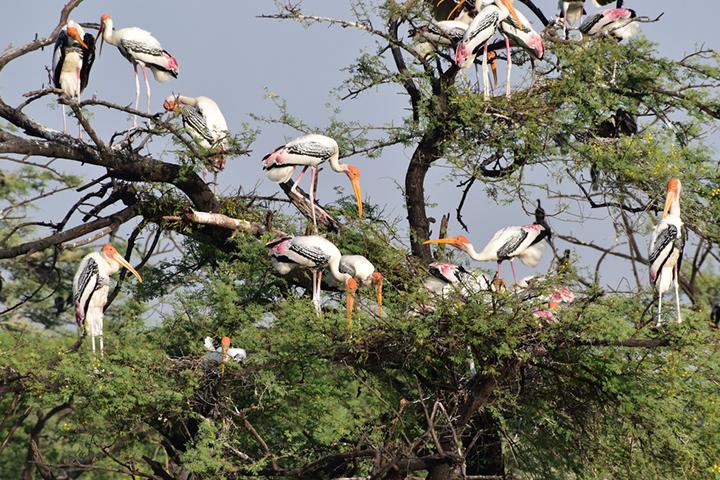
518,243,545,267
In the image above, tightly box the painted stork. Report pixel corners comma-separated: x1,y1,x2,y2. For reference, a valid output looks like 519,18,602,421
410,20,470,59
266,235,358,328
579,8,638,41
455,0,522,99
262,134,363,229
163,95,230,170
73,244,142,357
558,1,585,38
204,336,246,377
425,200,551,283
648,178,685,326
98,14,179,128
425,262,502,298
326,255,384,318
499,8,544,61
52,20,96,133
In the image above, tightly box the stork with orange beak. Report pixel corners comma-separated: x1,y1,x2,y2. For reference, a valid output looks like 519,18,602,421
425,200,551,283
98,14,179,128
52,20,96,133
648,178,686,326
327,255,384,319
73,244,143,357
266,235,359,328
262,134,363,230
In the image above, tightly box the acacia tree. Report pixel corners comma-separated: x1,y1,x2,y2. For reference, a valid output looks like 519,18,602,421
1,1,720,479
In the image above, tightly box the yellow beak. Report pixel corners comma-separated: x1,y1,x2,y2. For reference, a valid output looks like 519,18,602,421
500,0,523,27
346,277,358,330
662,189,675,219
111,252,143,283
424,237,463,247
372,272,383,317
350,177,363,218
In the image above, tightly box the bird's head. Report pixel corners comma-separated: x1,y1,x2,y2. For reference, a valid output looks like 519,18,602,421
100,243,143,282
346,276,358,329
663,178,681,218
371,271,383,317
66,26,88,49
97,14,112,55
424,235,471,254
527,32,544,60
162,95,181,112
221,336,231,349
344,165,363,218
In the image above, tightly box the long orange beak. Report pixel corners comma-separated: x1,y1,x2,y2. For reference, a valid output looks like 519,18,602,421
220,336,230,377
67,28,88,49
447,0,466,20
346,277,358,330
346,169,363,218
97,25,105,56
110,252,143,283
488,52,498,88
662,189,675,219
500,0,523,27
371,272,383,317
424,236,465,247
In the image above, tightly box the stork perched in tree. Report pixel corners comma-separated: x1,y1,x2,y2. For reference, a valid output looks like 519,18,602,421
266,235,358,328
52,20,95,133
455,0,522,99
73,244,142,357
163,95,230,171
579,8,638,41
649,178,685,326
98,14,179,128
498,7,544,61
410,20,470,59
262,134,363,230
204,336,246,377
424,262,504,298
425,200,551,283
326,255,384,318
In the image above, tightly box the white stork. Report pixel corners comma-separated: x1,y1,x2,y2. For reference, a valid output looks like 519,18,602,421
425,201,551,284
579,8,638,41
52,20,96,133
163,95,230,170
326,255,384,318
648,178,685,326
262,134,363,229
425,262,499,298
73,244,142,357
98,14,179,127
266,235,359,328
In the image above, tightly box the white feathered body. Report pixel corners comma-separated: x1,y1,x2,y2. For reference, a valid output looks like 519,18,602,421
73,252,118,337
648,215,684,295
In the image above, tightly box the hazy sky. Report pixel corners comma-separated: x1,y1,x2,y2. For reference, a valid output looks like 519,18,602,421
1,0,716,287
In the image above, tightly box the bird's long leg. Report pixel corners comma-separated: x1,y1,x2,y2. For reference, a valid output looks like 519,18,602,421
99,335,104,359
510,259,518,285
482,42,490,100
562,5,568,39
674,264,682,323
309,166,318,231
496,262,502,281
133,64,140,128
655,285,663,327
62,104,68,134
504,35,512,98
140,64,152,115
317,271,323,314
91,335,96,355
289,166,308,195
311,270,320,314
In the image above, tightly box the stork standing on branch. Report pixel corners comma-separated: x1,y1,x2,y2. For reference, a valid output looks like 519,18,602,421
262,134,363,230
266,235,359,328
52,20,96,133
163,94,230,171
648,178,685,326
73,244,143,357
98,14,179,128
579,7,639,40
425,200,551,283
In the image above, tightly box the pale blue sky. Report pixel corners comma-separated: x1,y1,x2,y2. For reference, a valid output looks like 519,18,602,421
1,0,715,288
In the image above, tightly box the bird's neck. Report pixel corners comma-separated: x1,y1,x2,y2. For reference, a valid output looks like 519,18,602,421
667,197,681,219
328,255,351,283
466,243,496,262
100,253,121,275
328,152,346,173
102,20,117,45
